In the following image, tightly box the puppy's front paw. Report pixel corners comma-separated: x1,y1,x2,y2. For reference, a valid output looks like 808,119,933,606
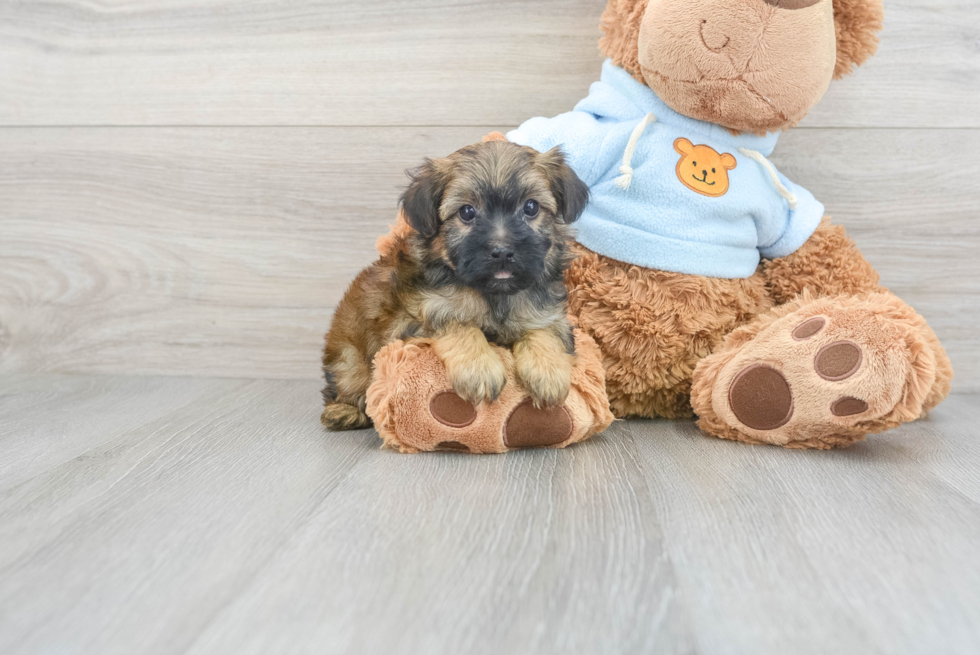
516,353,572,409
446,351,508,406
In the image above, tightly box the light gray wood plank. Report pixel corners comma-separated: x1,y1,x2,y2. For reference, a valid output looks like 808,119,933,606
627,409,980,655
0,0,603,128
800,0,980,129
0,375,378,655
0,0,976,128
0,375,695,655
0,125,496,380
909,397,980,506
1,375,978,654
185,419,695,655
1,126,976,386
0,374,236,491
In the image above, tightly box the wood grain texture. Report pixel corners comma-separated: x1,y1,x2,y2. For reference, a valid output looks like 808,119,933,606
627,410,980,655
0,0,976,128
0,374,978,655
0,375,377,655
1,127,977,387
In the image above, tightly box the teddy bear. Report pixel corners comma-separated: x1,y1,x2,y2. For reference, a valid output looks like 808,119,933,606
507,0,953,448
360,0,952,451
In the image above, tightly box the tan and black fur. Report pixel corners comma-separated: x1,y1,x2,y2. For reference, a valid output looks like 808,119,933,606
321,140,590,430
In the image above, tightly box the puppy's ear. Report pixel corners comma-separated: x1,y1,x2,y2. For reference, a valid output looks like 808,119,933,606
538,147,590,224
400,159,449,238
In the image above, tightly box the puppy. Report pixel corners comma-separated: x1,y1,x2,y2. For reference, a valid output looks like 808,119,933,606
321,140,590,430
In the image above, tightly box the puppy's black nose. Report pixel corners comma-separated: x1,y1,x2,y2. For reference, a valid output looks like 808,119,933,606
490,247,515,261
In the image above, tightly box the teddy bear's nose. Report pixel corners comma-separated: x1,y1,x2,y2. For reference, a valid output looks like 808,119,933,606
762,0,821,9
702,170,709,177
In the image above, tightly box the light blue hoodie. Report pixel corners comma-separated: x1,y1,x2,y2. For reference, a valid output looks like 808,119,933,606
507,60,825,279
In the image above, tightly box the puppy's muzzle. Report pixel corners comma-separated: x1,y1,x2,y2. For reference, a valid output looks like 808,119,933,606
490,246,515,261
490,246,516,279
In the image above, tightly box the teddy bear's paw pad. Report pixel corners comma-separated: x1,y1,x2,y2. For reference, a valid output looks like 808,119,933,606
792,316,826,340
831,396,869,417
814,341,863,381
503,399,573,449
435,440,472,452
429,391,477,428
728,364,794,431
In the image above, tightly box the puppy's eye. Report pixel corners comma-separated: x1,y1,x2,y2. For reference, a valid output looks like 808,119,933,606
458,205,476,223
523,199,540,218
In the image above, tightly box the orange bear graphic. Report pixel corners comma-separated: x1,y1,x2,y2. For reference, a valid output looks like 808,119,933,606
673,138,737,197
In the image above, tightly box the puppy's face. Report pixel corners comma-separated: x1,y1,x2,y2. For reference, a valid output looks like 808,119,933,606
401,141,589,295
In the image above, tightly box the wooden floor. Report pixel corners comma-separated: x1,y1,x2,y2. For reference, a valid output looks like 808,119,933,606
1,374,978,655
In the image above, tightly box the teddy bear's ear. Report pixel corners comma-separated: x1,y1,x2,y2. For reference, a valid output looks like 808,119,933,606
720,153,737,170
832,0,885,78
598,0,651,81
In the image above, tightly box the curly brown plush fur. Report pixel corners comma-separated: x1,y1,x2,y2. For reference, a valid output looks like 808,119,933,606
831,0,885,78
763,216,883,303
565,244,773,419
599,0,650,84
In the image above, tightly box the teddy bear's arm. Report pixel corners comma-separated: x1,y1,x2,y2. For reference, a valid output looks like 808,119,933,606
762,216,884,304
507,112,613,188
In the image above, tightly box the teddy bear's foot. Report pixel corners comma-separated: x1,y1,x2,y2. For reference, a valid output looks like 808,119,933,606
691,292,952,449
365,330,614,454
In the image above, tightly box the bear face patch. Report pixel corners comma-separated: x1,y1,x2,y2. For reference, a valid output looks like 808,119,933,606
674,138,737,197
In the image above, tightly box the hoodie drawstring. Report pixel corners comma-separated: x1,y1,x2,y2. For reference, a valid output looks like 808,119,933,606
738,147,799,210
615,112,657,190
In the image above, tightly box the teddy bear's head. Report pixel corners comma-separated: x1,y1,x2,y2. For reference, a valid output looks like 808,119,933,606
600,0,884,133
